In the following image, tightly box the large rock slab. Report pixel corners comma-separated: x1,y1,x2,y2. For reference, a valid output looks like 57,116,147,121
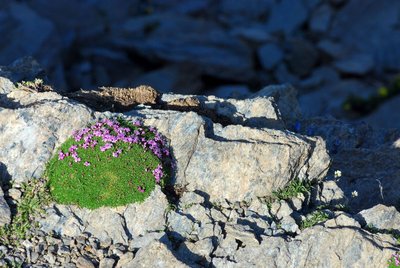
0,88,94,183
213,224,397,267
131,110,330,202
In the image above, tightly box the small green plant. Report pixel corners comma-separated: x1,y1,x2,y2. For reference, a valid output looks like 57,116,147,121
300,210,330,230
0,179,51,247
16,78,50,92
45,118,171,209
272,179,313,201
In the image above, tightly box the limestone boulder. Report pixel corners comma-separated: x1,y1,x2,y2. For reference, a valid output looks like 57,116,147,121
0,85,94,184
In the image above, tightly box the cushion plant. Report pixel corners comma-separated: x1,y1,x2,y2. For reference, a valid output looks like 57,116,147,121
45,118,171,209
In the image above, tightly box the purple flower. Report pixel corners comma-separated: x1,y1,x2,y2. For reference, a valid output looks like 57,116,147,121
134,120,142,126
100,143,113,152
112,149,122,158
69,145,78,152
152,164,163,183
84,161,91,166
58,151,66,160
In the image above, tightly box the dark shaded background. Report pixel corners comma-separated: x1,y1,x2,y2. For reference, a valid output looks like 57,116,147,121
1,0,400,128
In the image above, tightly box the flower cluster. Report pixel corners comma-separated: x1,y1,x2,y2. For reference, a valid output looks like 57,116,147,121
58,118,169,185
389,252,400,267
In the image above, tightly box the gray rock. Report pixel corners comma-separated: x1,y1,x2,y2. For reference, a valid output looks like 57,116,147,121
207,96,284,129
177,238,215,264
138,110,330,203
356,204,400,230
99,258,116,268
300,118,400,212
121,15,254,81
330,0,400,72
116,252,134,268
251,84,302,123
280,215,299,234
124,186,168,238
218,0,273,26
84,207,129,245
299,79,375,118
286,39,319,77
289,195,305,211
211,85,251,100
270,200,293,220
362,95,400,130
132,65,203,95
299,66,340,91
8,188,22,201
317,39,350,58
38,206,84,238
314,180,348,207
309,4,333,33
247,198,271,218
266,0,308,35
154,0,209,15
334,54,374,75
213,224,397,267
324,213,361,228
258,43,284,70
0,77,16,95
129,232,164,250
179,191,205,207
168,210,200,241
0,3,54,65
130,239,195,268
0,88,94,183
230,25,272,43
273,63,300,86
162,83,301,128
0,186,11,226
76,256,95,268
303,0,322,10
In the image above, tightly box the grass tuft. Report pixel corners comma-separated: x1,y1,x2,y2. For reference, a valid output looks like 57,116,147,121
0,179,51,247
272,179,313,201
300,210,330,230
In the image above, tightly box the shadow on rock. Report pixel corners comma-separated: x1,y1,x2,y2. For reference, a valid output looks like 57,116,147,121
160,232,212,267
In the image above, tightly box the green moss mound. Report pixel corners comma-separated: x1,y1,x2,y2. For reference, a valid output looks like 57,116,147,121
45,118,171,209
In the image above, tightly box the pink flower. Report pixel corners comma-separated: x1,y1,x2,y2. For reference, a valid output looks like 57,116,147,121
112,149,122,158
100,143,113,152
152,164,163,183
137,186,145,193
84,161,91,166
69,145,78,152
58,151,66,160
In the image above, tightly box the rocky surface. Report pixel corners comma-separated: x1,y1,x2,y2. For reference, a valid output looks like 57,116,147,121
0,64,399,267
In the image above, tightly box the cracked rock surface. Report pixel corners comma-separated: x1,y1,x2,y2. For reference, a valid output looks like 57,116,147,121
0,71,399,267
